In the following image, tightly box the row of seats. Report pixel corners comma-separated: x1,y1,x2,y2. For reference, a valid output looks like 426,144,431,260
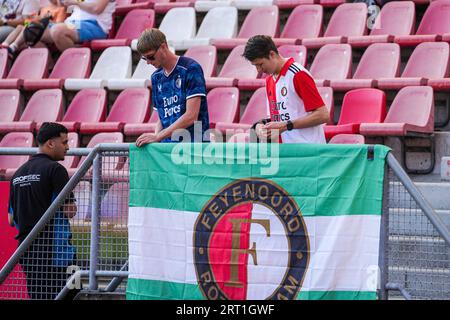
3,40,450,92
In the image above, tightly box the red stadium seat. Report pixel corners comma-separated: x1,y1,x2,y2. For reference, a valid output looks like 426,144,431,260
377,42,449,89
309,44,352,87
348,1,415,47
324,88,387,140
275,0,318,10
302,3,367,48
59,132,80,169
154,0,195,14
0,132,34,179
227,132,251,143
184,45,218,77
212,6,279,50
0,89,21,122
99,182,130,224
207,87,240,129
23,48,91,90
273,5,323,46
317,87,334,125
0,89,63,134
79,88,150,134
330,43,401,90
123,110,160,136
206,45,257,89
215,87,268,137
328,134,365,144
395,0,450,46
58,89,107,132
0,49,8,78
320,0,346,7
91,9,155,51
0,48,49,89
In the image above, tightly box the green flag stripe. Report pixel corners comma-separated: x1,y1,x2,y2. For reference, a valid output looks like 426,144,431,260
126,278,377,300
129,144,388,216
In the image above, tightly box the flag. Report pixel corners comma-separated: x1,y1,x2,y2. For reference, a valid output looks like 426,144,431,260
127,143,389,300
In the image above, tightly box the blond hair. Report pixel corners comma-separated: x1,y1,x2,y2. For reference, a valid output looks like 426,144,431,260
137,28,167,54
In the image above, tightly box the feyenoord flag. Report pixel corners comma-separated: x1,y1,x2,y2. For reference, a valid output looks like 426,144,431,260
126,143,389,300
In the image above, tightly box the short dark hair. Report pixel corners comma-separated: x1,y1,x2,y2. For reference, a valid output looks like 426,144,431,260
242,35,278,61
36,122,68,145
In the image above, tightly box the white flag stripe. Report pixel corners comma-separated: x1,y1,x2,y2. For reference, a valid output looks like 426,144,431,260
128,207,381,293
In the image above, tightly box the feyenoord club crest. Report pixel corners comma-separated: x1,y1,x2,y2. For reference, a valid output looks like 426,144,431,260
281,87,288,96
176,77,182,89
193,178,310,300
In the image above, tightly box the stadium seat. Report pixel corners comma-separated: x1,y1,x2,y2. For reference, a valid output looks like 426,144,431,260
233,0,274,10
395,0,450,46
272,4,323,47
215,87,268,136
0,132,34,179
115,0,157,16
328,133,365,144
123,109,160,136
72,180,91,221
184,45,218,77
195,0,233,12
212,6,279,50
207,87,240,129
309,44,352,87
205,45,257,89
227,132,251,143
319,0,346,7
324,88,387,140
330,43,401,90
317,86,334,125
23,48,91,90
377,42,449,89
301,3,367,48
100,182,130,224
348,1,415,47
176,7,238,50
79,88,150,134
154,0,195,14
275,0,318,10
0,49,8,78
0,89,21,123
90,9,155,51
0,48,49,89
59,132,80,169
0,89,64,134
107,59,156,90
58,89,107,132
360,86,435,174
64,46,132,90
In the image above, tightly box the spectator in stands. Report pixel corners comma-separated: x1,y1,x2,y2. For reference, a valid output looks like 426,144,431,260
135,28,210,145
243,35,329,143
37,0,115,52
2,0,67,57
8,122,80,300
0,0,40,43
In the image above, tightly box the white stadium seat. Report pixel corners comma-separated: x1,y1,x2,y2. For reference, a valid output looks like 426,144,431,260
107,59,156,90
195,0,233,12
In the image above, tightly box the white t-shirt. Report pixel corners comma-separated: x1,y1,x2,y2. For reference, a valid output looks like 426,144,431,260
65,0,115,33
265,58,326,144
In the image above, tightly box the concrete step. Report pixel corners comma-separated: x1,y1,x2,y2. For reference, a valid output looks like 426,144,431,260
414,181,450,210
75,290,126,300
387,208,450,234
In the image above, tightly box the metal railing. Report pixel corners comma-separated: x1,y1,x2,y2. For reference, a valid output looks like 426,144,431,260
0,144,448,300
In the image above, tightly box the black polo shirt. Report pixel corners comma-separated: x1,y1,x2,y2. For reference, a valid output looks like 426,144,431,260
8,153,75,243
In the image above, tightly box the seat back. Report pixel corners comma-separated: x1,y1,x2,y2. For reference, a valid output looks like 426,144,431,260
159,7,196,42
238,6,279,38
228,132,250,143
0,49,8,78
402,42,449,78
324,3,367,37
90,46,132,80
219,45,257,79
310,44,352,80
317,87,334,125
354,43,401,79
100,183,129,224
240,87,269,124
385,86,434,131
184,45,217,77
0,89,21,121
107,88,150,123
62,89,107,122
78,132,124,169
278,45,307,67
50,48,91,79
207,87,240,128
338,88,386,125
7,48,49,80
59,132,80,169
115,9,155,39
196,6,238,40
0,132,34,169
370,1,415,36
329,134,365,144
20,89,64,122
281,5,323,39
416,0,450,35
132,59,157,79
